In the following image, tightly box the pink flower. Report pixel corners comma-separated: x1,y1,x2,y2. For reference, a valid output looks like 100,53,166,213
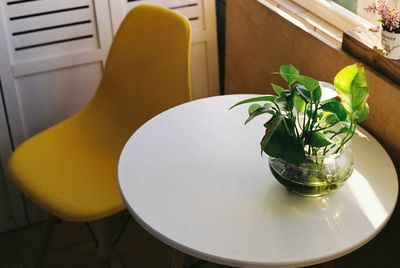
365,0,400,31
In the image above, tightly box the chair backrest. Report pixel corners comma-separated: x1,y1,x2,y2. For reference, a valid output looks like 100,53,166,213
78,4,192,152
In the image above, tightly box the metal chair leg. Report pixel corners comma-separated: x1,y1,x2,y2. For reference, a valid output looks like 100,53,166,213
112,213,131,248
35,216,58,268
85,222,99,246
86,212,131,262
32,213,129,268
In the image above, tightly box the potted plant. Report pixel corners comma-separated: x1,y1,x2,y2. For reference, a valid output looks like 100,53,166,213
365,0,400,60
230,63,369,197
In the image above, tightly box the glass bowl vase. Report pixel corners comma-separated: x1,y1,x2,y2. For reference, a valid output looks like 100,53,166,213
268,146,354,197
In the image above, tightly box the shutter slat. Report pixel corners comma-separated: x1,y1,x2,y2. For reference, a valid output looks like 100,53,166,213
3,0,99,62
6,0,90,17
13,24,95,50
13,38,97,65
9,9,93,33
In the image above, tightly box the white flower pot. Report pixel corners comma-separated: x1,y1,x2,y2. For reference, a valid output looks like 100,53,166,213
381,29,400,60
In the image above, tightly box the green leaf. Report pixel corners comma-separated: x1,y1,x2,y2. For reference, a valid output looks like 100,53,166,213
355,103,369,123
334,63,369,118
248,104,261,115
279,64,299,86
294,95,306,113
276,96,285,103
271,83,286,95
293,84,311,102
295,75,322,101
245,106,275,124
322,113,339,125
229,95,278,110
304,131,334,147
262,119,307,164
263,116,276,128
306,105,320,121
321,100,347,121
281,91,294,111
261,115,284,151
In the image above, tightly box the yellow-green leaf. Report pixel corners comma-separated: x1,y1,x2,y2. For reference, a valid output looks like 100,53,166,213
334,63,369,116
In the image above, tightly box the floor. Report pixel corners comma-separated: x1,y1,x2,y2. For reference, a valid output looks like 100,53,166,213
0,207,399,268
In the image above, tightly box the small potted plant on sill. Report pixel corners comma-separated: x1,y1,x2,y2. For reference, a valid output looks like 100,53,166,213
365,0,400,60
230,63,369,197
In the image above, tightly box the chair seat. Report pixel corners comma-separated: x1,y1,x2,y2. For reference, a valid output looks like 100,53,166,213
9,116,125,222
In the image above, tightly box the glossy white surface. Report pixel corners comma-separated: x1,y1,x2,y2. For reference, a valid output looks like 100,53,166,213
118,95,398,268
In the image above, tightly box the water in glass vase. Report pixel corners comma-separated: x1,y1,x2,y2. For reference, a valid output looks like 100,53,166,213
268,146,354,197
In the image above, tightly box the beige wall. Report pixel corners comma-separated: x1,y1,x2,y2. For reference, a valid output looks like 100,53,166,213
225,0,400,174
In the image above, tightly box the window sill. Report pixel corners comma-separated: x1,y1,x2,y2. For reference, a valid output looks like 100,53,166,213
343,29,400,85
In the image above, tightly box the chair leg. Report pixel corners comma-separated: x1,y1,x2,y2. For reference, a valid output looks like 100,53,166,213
87,212,131,261
85,222,99,246
88,220,114,260
112,213,131,248
35,216,58,268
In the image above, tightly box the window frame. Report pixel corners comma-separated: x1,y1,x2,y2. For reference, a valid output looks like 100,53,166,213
290,0,376,32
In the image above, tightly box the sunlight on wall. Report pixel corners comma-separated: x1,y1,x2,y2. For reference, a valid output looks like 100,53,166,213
273,6,310,34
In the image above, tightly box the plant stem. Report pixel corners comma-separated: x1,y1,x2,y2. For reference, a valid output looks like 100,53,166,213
309,122,337,133
335,117,355,153
271,101,282,114
310,100,320,131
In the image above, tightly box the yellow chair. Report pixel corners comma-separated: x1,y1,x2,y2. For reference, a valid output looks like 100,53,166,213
8,3,191,265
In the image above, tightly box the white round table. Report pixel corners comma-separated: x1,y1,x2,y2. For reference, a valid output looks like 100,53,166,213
118,95,398,268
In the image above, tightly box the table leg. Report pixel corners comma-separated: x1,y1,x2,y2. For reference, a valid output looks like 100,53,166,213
305,261,335,268
170,249,190,268
320,261,335,268
170,249,209,268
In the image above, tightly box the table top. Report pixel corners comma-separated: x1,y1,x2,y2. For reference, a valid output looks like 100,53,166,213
118,94,398,268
